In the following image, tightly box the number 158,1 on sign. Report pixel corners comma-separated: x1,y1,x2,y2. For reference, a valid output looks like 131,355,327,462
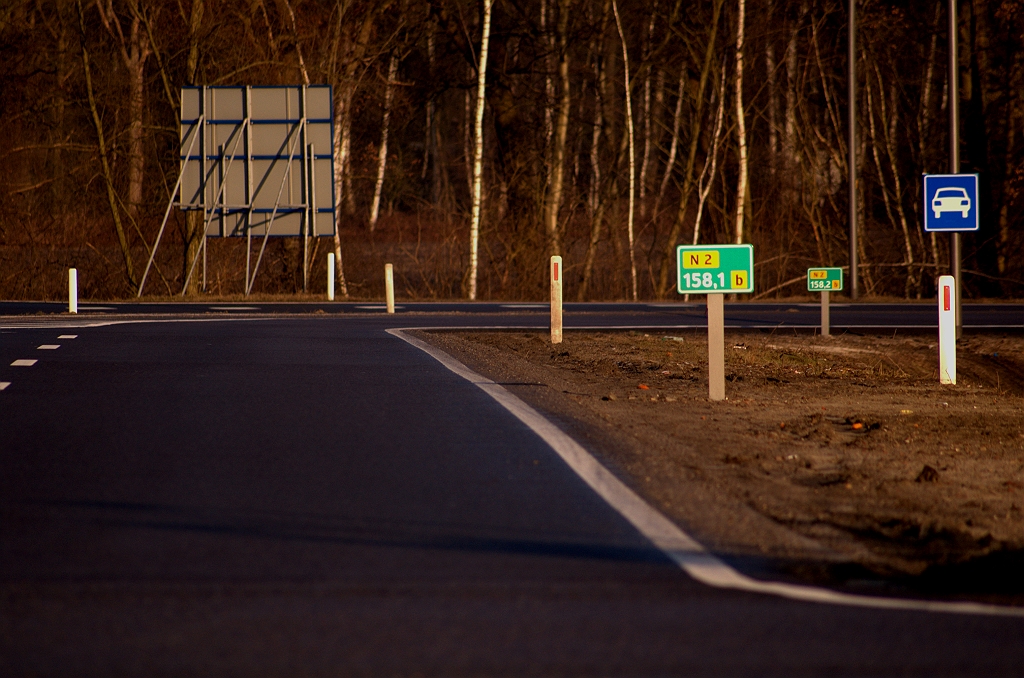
676,244,754,294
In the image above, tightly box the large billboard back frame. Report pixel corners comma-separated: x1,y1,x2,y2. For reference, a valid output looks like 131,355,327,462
179,85,336,238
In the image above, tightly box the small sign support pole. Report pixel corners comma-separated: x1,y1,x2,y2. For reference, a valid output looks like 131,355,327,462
327,253,335,301
68,268,78,314
938,275,956,384
550,255,563,344
952,233,962,339
820,290,830,337
948,0,962,340
385,263,395,314
707,292,725,401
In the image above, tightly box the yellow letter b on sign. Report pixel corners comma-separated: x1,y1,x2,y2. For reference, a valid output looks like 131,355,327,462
730,270,748,289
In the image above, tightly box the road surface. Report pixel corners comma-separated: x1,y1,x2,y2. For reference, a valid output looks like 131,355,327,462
2,311,1023,675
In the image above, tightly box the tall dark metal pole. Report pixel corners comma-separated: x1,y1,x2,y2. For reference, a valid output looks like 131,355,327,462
948,0,962,337
848,0,858,299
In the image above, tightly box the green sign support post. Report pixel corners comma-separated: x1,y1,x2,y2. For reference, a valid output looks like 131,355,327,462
677,245,754,401
807,267,843,337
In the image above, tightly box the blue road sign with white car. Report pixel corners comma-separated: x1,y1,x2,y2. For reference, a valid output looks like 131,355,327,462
923,174,979,232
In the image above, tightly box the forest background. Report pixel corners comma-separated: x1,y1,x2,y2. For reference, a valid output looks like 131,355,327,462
1,0,1022,301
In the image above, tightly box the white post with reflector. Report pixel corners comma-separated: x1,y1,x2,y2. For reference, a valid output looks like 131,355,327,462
68,268,78,314
327,253,335,300
938,275,956,384
550,255,563,344
384,263,395,314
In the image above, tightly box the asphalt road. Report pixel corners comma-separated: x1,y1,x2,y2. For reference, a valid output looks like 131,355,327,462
2,314,1023,675
0,299,1022,334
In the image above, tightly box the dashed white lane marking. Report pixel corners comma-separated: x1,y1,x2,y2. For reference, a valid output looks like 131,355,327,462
11,359,37,366
37,345,60,350
58,334,78,339
0,382,9,391
389,327,1024,618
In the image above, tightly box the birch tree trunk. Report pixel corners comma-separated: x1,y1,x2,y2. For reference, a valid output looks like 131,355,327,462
370,53,399,231
329,103,350,298
733,0,748,245
612,0,638,300
542,0,571,258
467,0,494,300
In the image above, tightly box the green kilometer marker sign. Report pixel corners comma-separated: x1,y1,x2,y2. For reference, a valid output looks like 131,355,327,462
677,244,754,294
807,267,843,292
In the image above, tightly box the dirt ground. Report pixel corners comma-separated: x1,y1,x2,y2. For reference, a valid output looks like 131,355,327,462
420,327,1024,603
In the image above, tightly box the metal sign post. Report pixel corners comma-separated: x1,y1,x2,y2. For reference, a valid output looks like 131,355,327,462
677,244,754,401
948,0,962,338
807,267,843,337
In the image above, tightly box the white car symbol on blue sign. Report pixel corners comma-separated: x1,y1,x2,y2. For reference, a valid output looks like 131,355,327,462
923,174,979,232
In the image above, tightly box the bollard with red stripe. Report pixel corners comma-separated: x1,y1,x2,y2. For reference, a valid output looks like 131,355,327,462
938,275,956,384
550,255,563,344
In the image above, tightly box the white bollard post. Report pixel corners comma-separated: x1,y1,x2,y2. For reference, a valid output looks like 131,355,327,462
68,268,78,314
707,292,725,401
820,289,830,337
327,253,336,301
550,255,563,344
385,263,395,314
938,275,956,385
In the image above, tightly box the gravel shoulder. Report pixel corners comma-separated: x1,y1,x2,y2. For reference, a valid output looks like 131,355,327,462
417,327,1024,604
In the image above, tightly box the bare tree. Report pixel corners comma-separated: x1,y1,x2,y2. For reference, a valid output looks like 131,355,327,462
370,53,399,231
579,0,609,301
732,0,748,245
657,0,724,297
612,0,637,300
542,0,571,258
467,0,494,300
78,0,136,289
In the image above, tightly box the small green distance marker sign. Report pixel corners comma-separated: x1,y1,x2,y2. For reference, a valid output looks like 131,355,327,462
677,244,754,294
807,267,843,292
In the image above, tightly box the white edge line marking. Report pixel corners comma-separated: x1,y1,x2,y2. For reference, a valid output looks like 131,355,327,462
58,335,78,339
37,345,60,350
0,317,274,330
388,326,1024,618
0,382,9,390
11,359,37,366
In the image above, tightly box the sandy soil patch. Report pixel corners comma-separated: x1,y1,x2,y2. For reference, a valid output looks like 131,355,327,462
420,328,1024,603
